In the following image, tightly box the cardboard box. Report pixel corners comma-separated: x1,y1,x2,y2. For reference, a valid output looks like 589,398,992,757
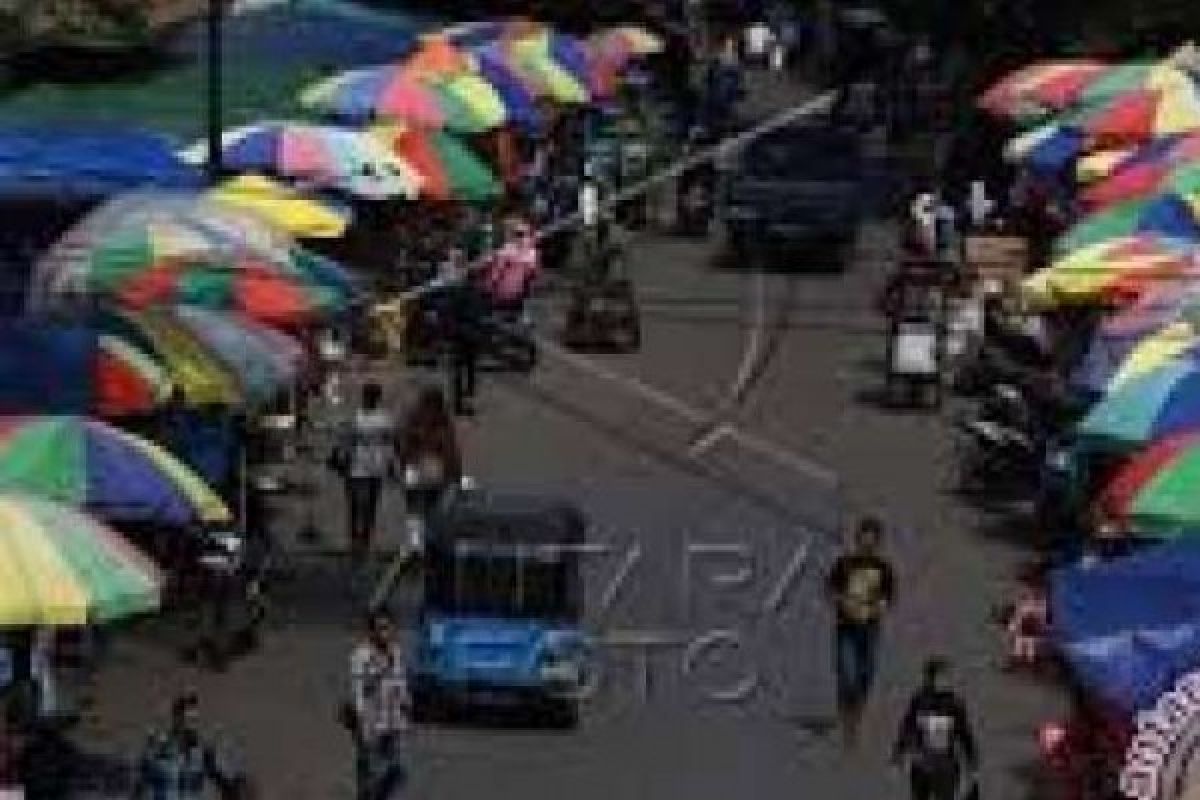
966,235,1029,286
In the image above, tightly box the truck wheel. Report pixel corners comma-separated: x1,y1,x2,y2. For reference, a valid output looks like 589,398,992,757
542,696,579,730
411,687,444,724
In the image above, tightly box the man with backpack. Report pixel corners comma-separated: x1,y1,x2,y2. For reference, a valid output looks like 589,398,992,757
891,658,980,800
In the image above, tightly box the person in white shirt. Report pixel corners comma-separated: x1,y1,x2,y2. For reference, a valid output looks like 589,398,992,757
743,21,774,69
333,382,395,567
348,611,410,800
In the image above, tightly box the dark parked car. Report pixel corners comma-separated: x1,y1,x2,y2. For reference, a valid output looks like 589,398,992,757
723,123,865,267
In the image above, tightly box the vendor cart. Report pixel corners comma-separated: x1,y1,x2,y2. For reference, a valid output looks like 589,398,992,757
561,226,641,353
882,258,950,408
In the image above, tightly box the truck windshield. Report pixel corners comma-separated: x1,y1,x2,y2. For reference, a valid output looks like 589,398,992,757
429,545,576,619
741,130,860,180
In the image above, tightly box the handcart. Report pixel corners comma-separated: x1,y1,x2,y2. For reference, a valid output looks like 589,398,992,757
882,258,950,408
561,226,641,353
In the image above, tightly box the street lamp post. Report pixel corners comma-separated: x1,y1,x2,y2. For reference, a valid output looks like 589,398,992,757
206,0,225,182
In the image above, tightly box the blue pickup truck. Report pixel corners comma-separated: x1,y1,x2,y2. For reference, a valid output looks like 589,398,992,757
724,122,865,268
410,492,588,727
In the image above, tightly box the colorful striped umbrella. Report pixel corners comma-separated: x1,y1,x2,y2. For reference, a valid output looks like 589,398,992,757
208,175,351,240
0,415,229,525
1078,360,1200,449
374,125,501,204
184,123,421,200
1100,431,1200,536
31,192,360,313
0,493,163,626
1024,235,1200,308
1056,195,1200,254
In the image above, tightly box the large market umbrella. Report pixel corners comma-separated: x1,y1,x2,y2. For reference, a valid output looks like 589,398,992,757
375,126,501,204
1023,235,1199,308
170,307,305,405
183,123,421,200
29,191,360,308
1056,195,1200,254
1078,360,1200,449
1100,431,1200,535
0,415,229,526
208,174,351,239
31,195,358,327
1051,541,1200,712
0,493,163,626
0,321,171,417
977,60,1109,120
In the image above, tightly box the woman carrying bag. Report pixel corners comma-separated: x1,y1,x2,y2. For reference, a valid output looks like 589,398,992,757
397,387,463,556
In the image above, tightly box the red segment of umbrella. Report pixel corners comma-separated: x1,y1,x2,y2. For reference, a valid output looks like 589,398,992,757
1083,161,1172,210
116,262,181,309
95,347,158,417
1085,90,1163,143
237,268,312,328
392,129,450,201
404,36,473,80
1100,431,1200,519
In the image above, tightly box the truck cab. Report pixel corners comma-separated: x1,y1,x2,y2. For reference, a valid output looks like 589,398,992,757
411,492,587,727
724,122,865,267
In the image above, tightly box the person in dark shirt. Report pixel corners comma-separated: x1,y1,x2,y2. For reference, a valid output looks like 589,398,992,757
433,248,486,417
826,516,896,747
892,658,979,800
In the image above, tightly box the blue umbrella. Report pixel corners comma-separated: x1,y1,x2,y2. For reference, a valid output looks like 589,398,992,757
550,33,600,96
0,127,201,198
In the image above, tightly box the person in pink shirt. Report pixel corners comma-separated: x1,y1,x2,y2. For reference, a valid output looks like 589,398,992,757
483,216,540,314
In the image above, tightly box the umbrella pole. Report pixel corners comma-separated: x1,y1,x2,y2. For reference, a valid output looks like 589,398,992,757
206,0,225,183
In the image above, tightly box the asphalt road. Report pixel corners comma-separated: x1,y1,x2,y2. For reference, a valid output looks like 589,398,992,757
77,67,1065,799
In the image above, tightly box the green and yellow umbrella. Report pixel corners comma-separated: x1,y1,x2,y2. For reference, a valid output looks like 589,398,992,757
0,493,163,627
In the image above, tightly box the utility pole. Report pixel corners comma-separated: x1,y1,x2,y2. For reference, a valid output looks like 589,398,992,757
206,0,225,182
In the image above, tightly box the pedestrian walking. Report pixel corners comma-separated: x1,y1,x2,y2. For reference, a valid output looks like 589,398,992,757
346,611,410,800
826,516,896,748
133,691,242,800
432,247,485,417
891,658,979,800
332,383,396,568
397,386,463,555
